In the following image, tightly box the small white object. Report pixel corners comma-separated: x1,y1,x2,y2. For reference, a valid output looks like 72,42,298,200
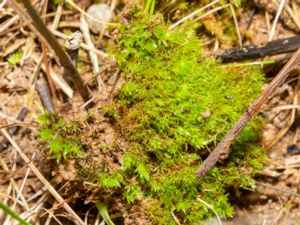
86,3,114,33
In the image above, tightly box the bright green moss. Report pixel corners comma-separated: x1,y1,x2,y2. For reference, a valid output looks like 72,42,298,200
7,50,23,65
38,13,266,224
109,14,265,224
38,113,83,162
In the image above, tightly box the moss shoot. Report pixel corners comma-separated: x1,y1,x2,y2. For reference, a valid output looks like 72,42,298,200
39,13,265,224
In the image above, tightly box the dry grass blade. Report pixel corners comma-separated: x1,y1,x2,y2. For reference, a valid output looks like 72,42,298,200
271,0,300,31
285,155,300,167
269,0,287,41
51,2,63,30
196,198,222,225
0,15,19,33
49,70,74,98
1,39,26,58
169,0,220,29
80,14,104,91
170,211,181,225
186,3,242,47
18,193,49,223
41,42,57,102
65,0,118,26
266,75,300,148
0,129,86,225
187,4,230,27
7,0,44,41
257,182,300,198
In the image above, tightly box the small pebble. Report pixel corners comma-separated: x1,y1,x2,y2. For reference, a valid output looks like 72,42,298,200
269,151,278,159
86,3,114,33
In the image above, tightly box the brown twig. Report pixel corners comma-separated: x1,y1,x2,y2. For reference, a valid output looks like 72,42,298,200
196,47,300,178
22,0,93,105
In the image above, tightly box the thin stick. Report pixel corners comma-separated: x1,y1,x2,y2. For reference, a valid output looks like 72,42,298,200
65,0,118,27
169,0,220,30
269,0,287,41
80,14,104,91
229,4,242,47
51,2,63,30
217,35,300,62
0,129,86,225
196,47,300,178
0,10,73,37
0,15,19,33
186,4,230,29
196,198,222,225
265,75,300,148
22,0,92,105
271,0,300,31
7,0,45,41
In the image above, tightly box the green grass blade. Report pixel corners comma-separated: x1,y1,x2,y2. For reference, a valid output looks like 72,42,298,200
150,0,155,15
95,202,115,225
0,200,32,225
144,0,155,15
144,0,151,13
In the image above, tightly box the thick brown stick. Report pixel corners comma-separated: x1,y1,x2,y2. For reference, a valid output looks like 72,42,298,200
22,0,92,104
196,47,300,178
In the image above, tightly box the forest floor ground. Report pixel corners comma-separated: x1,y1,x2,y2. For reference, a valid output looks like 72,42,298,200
1,1,300,225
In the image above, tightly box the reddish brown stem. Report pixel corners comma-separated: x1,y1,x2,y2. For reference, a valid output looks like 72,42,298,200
197,47,300,178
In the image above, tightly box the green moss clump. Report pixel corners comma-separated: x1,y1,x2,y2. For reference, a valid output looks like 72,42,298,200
38,113,83,162
109,14,265,224
38,13,265,224
7,50,23,65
